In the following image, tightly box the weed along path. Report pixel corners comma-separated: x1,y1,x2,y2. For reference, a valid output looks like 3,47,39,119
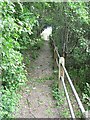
14,41,60,118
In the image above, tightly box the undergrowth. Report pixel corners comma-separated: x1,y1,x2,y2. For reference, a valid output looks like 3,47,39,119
52,81,83,118
52,82,70,118
0,88,21,119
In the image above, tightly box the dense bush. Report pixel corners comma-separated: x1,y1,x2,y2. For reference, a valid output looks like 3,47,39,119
0,1,42,118
1,1,25,118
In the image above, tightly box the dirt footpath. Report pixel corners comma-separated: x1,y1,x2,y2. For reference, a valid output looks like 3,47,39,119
14,41,60,118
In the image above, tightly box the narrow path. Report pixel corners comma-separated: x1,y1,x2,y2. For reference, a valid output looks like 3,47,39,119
29,41,53,79
14,41,60,118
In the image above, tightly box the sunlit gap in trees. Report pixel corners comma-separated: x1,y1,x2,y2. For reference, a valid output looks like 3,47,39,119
40,26,52,41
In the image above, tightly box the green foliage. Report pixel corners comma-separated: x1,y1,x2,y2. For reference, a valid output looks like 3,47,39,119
1,1,43,118
82,83,90,110
30,38,44,50
43,2,90,109
1,1,27,88
52,83,70,118
2,48,27,89
0,87,21,118
1,1,27,118
14,3,40,49
52,83,65,106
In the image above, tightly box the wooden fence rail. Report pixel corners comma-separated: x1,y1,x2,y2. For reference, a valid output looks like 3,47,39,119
50,38,87,119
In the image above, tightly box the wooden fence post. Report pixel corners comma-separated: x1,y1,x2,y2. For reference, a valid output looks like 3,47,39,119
58,57,65,89
54,48,57,69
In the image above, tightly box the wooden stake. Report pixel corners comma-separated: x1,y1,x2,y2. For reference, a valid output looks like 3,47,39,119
58,57,65,89
54,48,57,69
